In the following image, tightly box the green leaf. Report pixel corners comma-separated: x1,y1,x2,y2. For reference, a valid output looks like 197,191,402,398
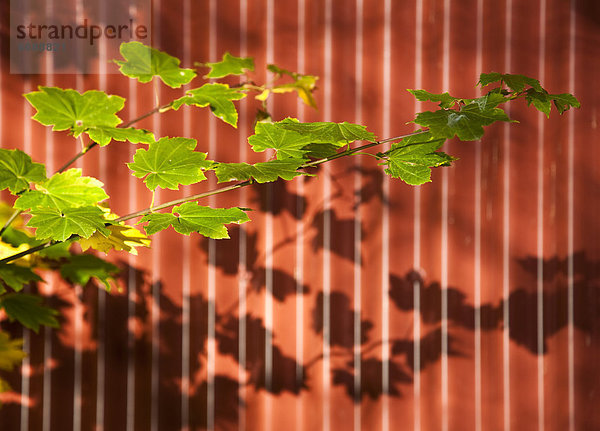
0,263,43,292
214,159,309,183
302,143,340,159
38,241,72,259
1,227,71,259
276,118,377,145
413,103,513,141
140,202,250,239
382,132,455,185
478,72,543,92
172,83,246,127
0,331,26,371
128,137,214,191
270,75,319,109
408,89,459,109
25,86,124,138
525,90,552,117
114,41,196,88
549,93,580,114
86,126,156,147
27,206,110,242
14,169,108,212
463,92,508,111
0,149,46,194
248,121,312,159
204,52,254,78
60,254,119,290
0,294,59,332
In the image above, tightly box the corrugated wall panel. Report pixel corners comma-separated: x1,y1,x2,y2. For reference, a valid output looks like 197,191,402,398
1,0,599,430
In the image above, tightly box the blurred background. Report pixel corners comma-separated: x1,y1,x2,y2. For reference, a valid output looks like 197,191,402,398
0,0,599,430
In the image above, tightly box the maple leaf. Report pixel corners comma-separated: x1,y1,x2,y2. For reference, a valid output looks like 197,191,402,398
140,203,250,239
25,86,125,142
114,41,196,88
128,137,214,191
0,294,59,332
413,103,514,141
248,121,312,159
214,159,310,183
0,149,46,194
203,52,254,78
0,263,43,293
79,224,150,255
172,84,247,127
85,126,155,147
381,132,455,185
14,169,108,212
27,206,110,242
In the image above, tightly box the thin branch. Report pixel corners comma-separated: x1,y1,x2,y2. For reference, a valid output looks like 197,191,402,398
0,130,428,264
56,101,173,173
0,241,56,263
0,209,22,237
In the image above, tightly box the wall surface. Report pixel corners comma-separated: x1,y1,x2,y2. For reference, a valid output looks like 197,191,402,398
1,0,599,430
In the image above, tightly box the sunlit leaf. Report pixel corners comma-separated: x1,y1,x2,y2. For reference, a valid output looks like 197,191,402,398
0,149,46,194
79,224,150,255
413,103,514,141
14,169,108,212
214,159,309,183
204,52,254,78
172,83,246,127
86,126,155,147
114,41,196,88
27,206,110,242
128,137,214,191
140,202,250,239
25,86,125,141
381,132,455,185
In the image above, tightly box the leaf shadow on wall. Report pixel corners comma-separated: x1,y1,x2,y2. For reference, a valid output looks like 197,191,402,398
1,251,598,428
389,251,600,355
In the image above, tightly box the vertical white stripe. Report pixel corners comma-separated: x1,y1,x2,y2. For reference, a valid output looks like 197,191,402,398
474,2,483,431
323,1,332,430
150,2,162,430
207,2,217,430
536,2,546,431
567,2,576,431
126,68,138,431
265,2,274,430
502,1,512,430
181,1,192,429
296,1,306,430
96,5,108,427
20,76,33,431
354,1,363,430
413,2,423,431
150,0,163,431
381,1,391,430
441,1,451,430
73,285,83,431
238,3,249,431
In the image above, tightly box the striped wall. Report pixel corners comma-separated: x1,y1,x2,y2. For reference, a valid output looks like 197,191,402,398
1,0,599,430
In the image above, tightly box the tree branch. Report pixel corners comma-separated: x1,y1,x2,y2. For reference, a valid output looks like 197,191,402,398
0,130,427,264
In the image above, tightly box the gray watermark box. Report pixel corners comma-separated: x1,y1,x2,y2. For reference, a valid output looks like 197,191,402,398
10,0,152,74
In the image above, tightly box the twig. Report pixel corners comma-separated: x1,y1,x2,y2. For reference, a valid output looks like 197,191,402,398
0,131,427,264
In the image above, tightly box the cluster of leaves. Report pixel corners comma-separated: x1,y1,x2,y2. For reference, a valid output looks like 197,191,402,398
0,41,579,396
